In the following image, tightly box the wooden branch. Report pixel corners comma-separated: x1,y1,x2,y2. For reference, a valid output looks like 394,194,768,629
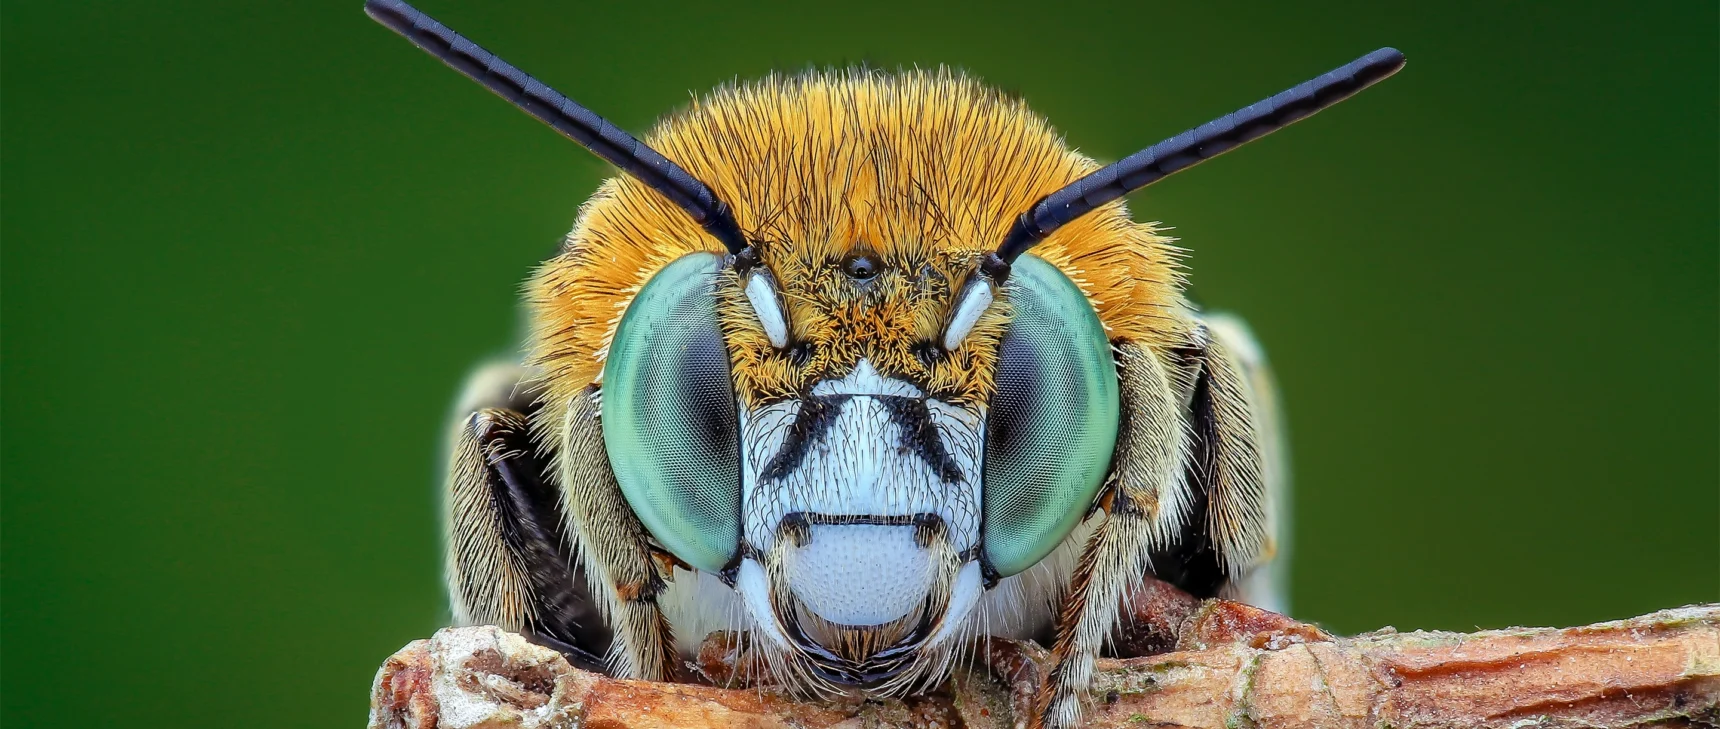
369,599,1720,728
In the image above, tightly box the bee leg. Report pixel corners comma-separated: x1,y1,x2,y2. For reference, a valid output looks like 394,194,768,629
444,364,610,672
1148,315,1273,601
1035,341,1189,729
554,384,681,681
1201,313,1289,613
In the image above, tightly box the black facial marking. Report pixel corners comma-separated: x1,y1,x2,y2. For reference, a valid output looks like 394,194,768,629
911,512,946,548
759,393,965,484
788,512,935,528
882,396,966,484
777,511,813,548
760,395,851,482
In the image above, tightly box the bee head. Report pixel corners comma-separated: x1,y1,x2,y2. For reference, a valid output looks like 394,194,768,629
527,72,1191,690
366,0,1401,691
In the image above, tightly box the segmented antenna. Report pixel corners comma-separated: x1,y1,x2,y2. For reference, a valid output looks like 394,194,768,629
364,0,749,255
995,48,1406,265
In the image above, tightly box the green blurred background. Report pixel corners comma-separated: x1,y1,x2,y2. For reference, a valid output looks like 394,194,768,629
4,1,1715,725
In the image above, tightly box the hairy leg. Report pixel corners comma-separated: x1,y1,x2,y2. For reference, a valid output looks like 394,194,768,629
552,384,681,680
443,363,609,670
1035,341,1188,729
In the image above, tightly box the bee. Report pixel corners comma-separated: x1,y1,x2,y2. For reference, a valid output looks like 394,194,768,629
367,1,1402,726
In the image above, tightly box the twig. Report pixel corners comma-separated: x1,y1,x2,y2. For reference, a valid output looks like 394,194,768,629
369,596,1720,728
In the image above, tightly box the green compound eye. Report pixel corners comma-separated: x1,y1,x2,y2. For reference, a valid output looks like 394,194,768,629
600,252,740,573
982,255,1120,577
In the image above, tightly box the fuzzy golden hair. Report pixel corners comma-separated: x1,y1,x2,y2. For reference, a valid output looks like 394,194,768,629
527,68,1189,421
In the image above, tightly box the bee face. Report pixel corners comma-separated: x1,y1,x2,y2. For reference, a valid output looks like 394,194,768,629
533,73,1171,686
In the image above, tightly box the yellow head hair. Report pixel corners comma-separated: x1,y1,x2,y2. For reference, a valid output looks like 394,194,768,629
528,68,1188,419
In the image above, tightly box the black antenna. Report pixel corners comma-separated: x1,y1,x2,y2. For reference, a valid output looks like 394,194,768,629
364,0,749,255
994,47,1405,266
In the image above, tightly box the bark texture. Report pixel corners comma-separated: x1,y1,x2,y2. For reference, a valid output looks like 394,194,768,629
369,601,1720,729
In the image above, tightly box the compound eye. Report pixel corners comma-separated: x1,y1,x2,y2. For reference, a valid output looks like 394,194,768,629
600,252,740,573
982,255,1120,577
